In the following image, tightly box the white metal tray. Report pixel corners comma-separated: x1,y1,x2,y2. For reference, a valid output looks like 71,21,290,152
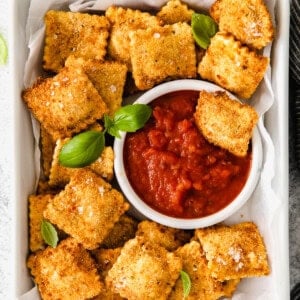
9,0,290,298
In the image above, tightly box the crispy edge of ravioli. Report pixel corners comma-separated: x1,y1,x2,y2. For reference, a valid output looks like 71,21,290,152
43,10,110,72
40,126,56,178
44,169,129,250
198,32,269,99
92,248,125,299
157,0,194,24
105,6,162,70
100,214,138,249
29,194,54,252
106,237,182,300
130,23,197,90
22,66,108,140
65,56,127,116
195,222,270,281
194,90,258,157
27,237,103,300
136,220,192,251
209,0,223,23
169,241,239,300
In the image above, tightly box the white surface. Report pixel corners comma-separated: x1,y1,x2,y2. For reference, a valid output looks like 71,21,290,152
114,79,263,230
0,0,12,297
0,0,289,298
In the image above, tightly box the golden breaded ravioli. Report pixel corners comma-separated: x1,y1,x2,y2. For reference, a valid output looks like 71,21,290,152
92,248,125,299
44,169,129,250
40,126,56,178
65,56,127,115
130,23,197,90
157,0,194,24
27,238,103,300
136,220,192,251
106,6,162,70
106,237,182,300
169,241,240,299
43,10,110,72
29,194,54,252
195,222,270,281
209,0,222,22
93,247,122,278
210,0,274,49
22,66,108,140
194,90,258,157
198,32,269,99
100,214,138,249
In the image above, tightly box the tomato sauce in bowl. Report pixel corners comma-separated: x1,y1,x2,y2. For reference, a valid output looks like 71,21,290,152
123,91,252,219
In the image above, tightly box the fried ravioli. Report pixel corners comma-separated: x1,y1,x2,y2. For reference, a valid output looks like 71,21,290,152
130,23,197,90
106,6,162,71
210,0,274,49
27,238,103,300
106,237,182,300
198,32,269,99
93,247,122,278
22,66,108,140
44,169,129,250
136,220,192,251
29,194,54,252
92,248,125,299
40,126,56,178
157,0,194,24
195,222,270,281
169,241,240,300
43,10,110,72
194,90,258,157
65,56,127,115
100,214,138,249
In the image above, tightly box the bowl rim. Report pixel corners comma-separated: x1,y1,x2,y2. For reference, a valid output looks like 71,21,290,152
114,79,262,229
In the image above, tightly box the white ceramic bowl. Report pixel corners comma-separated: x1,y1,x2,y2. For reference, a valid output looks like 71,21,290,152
114,79,262,229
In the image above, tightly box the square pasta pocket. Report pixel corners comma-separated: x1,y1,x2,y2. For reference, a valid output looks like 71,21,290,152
106,237,182,300
43,10,110,72
130,22,197,90
44,169,129,250
27,238,103,300
22,66,107,140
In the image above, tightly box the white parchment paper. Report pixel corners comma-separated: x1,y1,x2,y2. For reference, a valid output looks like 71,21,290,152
21,0,283,299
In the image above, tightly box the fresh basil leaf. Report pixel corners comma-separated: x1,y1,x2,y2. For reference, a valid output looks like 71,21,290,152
41,220,58,248
104,114,121,138
112,104,152,133
180,270,191,298
59,131,105,168
191,13,218,49
0,33,8,65
104,114,114,131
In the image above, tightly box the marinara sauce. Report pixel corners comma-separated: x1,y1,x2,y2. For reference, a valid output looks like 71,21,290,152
124,91,252,218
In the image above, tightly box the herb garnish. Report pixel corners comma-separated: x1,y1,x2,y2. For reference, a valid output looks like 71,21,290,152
180,270,191,298
41,220,59,248
191,13,218,49
59,104,152,168
0,33,8,65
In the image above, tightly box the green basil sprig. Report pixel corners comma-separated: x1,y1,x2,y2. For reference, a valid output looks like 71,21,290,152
41,220,59,248
105,104,152,138
191,13,218,49
180,270,191,299
59,131,105,168
59,104,152,168
0,33,8,65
